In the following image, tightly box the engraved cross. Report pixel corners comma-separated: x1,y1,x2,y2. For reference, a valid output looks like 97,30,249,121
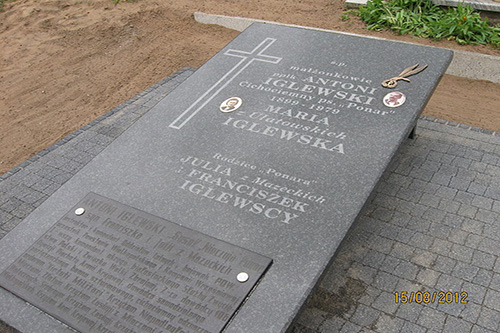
169,38,282,129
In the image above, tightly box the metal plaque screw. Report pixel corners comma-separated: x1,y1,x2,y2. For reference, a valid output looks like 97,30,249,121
75,208,85,216
237,272,249,283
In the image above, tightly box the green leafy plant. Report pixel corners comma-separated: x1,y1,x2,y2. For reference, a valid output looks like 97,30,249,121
342,9,360,21
359,0,500,47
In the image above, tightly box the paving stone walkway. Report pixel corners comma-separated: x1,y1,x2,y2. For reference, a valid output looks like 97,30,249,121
1,68,499,333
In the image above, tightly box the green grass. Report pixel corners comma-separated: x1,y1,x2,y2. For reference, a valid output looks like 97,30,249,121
359,0,500,47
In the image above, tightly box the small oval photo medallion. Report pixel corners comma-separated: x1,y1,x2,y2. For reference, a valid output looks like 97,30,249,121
383,91,406,108
220,97,242,113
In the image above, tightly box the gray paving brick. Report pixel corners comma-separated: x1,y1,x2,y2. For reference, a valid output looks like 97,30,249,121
468,182,488,196
469,161,488,173
412,249,437,268
409,179,437,194
419,193,441,208
442,315,472,332
484,165,500,177
451,157,473,169
448,144,466,157
436,274,463,292
456,168,477,180
347,262,377,285
407,232,434,250
427,150,444,162
0,209,14,225
10,202,35,219
294,308,325,331
367,235,394,255
451,261,479,282
461,282,487,305
0,217,22,232
484,289,500,312
387,173,413,188
397,188,423,203
436,301,466,317
438,199,460,214
374,313,405,333
394,261,419,280
29,177,56,193
474,269,493,287
372,193,397,210
390,211,411,227
0,197,24,213
351,304,379,327
339,321,362,333
482,224,500,241
358,285,382,307
484,186,500,201
417,307,446,331
481,153,499,165
475,209,498,224
379,224,402,241
448,243,474,262
430,239,454,257
437,164,458,176
373,271,399,292
400,320,426,333
319,316,345,332
391,242,414,260
370,207,394,222
489,273,500,292
395,303,423,322
454,190,474,205
407,217,431,233
465,234,482,248
494,258,500,274
433,255,457,274
471,195,493,210
410,168,434,182
441,213,464,228
478,238,500,256
375,181,400,197
460,218,484,234
380,255,402,274
447,229,468,245
476,307,500,331
471,325,496,333
464,148,484,162
416,268,441,287
41,182,60,196
362,251,386,269
471,250,497,270
20,190,46,205
431,174,452,186
8,184,32,200
428,222,452,240
449,177,471,191
492,201,500,213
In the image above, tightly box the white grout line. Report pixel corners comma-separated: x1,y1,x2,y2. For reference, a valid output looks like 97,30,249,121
194,12,500,83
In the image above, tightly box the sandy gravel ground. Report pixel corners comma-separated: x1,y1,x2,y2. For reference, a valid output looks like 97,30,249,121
1,0,499,174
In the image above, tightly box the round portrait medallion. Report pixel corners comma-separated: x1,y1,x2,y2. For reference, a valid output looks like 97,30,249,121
220,97,242,113
383,91,406,108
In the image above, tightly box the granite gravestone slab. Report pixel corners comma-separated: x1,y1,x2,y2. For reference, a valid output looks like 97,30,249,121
0,23,452,333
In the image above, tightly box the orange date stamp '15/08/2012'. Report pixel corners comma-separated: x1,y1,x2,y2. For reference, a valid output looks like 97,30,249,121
394,291,469,304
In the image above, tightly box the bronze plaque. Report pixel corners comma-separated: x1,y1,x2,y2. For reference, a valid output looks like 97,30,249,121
0,193,272,333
